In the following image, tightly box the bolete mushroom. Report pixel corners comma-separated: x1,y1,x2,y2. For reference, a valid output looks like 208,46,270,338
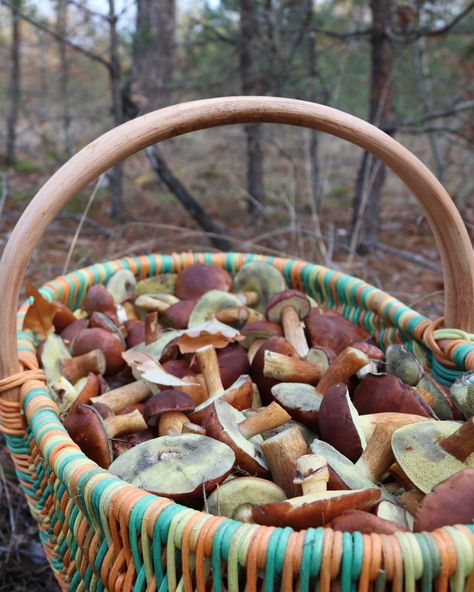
61,349,106,383
392,418,474,493
106,269,136,304
329,510,407,534
90,380,152,413
266,289,311,358
161,300,196,329
385,345,424,386
143,390,195,436
71,328,125,375
205,477,286,521
270,382,322,430
450,371,474,419
176,264,233,300
305,308,370,354
82,284,119,325
188,290,242,327
232,261,286,313
108,434,236,504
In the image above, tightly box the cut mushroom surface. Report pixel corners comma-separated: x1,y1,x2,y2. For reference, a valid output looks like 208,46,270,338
108,434,235,502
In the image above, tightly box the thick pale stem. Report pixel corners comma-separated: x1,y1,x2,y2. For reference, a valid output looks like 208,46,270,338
358,412,430,442
182,422,206,435
237,290,259,307
123,301,139,320
261,426,310,497
216,306,262,324
263,350,323,384
135,294,170,313
355,425,394,482
440,417,474,462
90,380,151,413
316,347,369,394
248,338,265,364
158,411,189,436
62,349,106,383
195,345,224,397
104,409,147,438
294,454,329,494
238,402,291,439
282,306,309,358
145,312,158,344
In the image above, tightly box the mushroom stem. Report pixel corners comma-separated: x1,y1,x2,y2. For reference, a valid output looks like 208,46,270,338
316,347,370,395
73,373,102,408
216,306,262,325
123,301,139,320
145,312,159,344
237,290,259,307
182,422,206,435
158,411,189,436
358,412,431,442
282,306,309,358
90,380,152,413
439,417,474,462
62,349,106,383
399,489,424,515
196,345,224,397
294,454,329,494
135,294,170,313
261,426,310,497
355,425,394,482
263,351,323,384
104,409,147,438
238,402,291,439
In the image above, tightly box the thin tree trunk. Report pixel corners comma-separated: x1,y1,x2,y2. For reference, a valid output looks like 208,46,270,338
57,0,73,158
108,0,124,221
239,0,265,214
351,0,395,253
5,0,21,166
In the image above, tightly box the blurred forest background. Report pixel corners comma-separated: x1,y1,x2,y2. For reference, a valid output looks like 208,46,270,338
0,1,473,589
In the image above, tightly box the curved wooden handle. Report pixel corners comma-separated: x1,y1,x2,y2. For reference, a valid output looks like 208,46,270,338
0,97,473,386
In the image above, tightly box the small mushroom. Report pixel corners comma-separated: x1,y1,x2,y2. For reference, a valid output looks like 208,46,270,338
61,349,106,383
70,328,126,375
417,374,455,420
305,308,370,354
134,294,176,314
293,454,329,494
134,274,177,296
263,350,324,385
52,302,77,333
251,487,381,529
270,382,322,429
414,468,474,531
124,319,146,348
233,261,286,313
316,347,370,395
191,343,250,390
64,404,147,468
108,434,236,504
318,383,366,461
161,300,196,329
106,269,136,304
82,284,119,324
240,320,283,350
203,399,289,477
329,510,407,534
176,264,232,300
354,425,394,483
357,412,431,442
386,345,424,386
143,390,195,436
353,374,437,418
450,371,474,419
90,380,153,413
215,305,263,326
188,290,242,327
205,477,286,520
40,333,72,385
266,289,311,358
89,312,126,344
60,318,89,343
392,418,474,493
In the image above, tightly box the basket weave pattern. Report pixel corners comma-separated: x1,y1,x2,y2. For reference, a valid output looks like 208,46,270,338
1,251,474,591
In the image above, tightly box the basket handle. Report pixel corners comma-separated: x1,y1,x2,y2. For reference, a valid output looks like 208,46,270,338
0,96,473,391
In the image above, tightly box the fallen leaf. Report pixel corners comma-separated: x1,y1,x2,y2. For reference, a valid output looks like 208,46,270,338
122,350,196,387
22,282,59,340
174,319,243,354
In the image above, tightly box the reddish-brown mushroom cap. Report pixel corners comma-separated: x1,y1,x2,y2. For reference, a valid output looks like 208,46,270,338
162,299,196,329
265,289,311,323
353,374,437,418
190,343,250,389
305,308,370,354
240,321,283,349
124,319,146,348
270,383,322,430
251,488,381,529
318,383,366,462
52,302,77,333
329,510,407,534
64,404,112,468
143,390,194,426
414,468,474,532
71,328,126,375
175,264,232,300
82,284,119,324
60,318,89,343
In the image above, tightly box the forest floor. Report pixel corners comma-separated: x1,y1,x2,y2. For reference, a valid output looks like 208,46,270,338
0,128,473,589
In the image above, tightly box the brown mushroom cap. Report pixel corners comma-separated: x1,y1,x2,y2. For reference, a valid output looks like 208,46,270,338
240,321,283,349
329,510,407,534
82,284,118,323
250,336,298,405
143,390,194,426
162,299,196,329
60,318,89,343
266,289,311,323
202,399,269,477
414,468,474,531
64,404,112,468
318,383,366,462
52,302,77,333
175,264,232,300
352,374,437,418
108,434,236,504
251,488,381,529
270,383,322,430
190,343,250,389
124,319,146,348
305,308,370,354
71,328,126,375
205,477,286,518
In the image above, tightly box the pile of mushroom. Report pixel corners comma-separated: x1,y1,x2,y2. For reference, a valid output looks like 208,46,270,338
30,262,474,532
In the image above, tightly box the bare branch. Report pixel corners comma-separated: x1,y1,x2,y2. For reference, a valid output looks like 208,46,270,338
0,0,111,70
399,100,474,127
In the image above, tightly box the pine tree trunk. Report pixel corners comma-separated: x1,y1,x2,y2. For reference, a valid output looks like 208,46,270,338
351,0,395,253
5,0,21,166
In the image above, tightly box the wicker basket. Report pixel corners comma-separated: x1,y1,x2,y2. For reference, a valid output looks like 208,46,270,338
1,98,473,591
